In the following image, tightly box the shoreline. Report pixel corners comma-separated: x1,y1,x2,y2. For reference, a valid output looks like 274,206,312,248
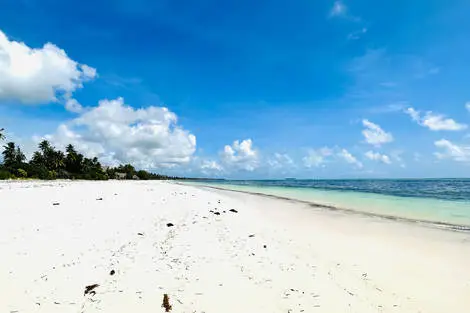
181,182,470,232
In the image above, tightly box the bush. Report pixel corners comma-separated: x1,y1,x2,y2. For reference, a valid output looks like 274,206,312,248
16,168,28,178
0,170,13,180
27,165,49,179
48,170,57,180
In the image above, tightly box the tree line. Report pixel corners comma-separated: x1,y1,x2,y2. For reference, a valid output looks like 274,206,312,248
0,128,184,181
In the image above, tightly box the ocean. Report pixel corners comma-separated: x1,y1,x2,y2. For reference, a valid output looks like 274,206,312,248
187,179,470,228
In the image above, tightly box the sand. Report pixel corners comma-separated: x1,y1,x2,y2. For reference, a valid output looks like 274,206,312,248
1,180,469,313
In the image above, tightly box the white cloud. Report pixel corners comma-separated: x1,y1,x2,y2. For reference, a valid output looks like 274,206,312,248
267,153,294,169
221,139,259,171
330,1,347,17
201,160,223,171
347,28,367,40
405,107,467,131
405,107,420,121
64,98,83,113
303,147,332,168
362,119,393,146
80,64,97,78
466,102,470,112
365,151,391,164
46,97,196,169
0,30,96,108
303,147,365,169
434,139,470,162
337,148,363,168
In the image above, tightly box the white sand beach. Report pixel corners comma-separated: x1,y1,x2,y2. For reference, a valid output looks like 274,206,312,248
1,180,469,313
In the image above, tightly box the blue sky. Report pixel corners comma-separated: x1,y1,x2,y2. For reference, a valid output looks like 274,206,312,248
1,0,470,178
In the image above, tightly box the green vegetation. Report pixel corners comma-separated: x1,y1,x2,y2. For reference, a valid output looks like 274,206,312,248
0,128,183,181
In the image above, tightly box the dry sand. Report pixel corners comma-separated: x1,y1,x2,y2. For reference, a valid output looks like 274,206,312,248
1,180,469,313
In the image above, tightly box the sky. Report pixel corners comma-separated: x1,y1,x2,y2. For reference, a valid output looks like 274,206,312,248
1,0,470,178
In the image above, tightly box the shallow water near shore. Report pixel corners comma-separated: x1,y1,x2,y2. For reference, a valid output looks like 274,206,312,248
186,179,470,227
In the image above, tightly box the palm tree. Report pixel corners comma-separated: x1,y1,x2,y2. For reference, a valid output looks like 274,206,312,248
65,144,78,172
30,151,44,166
38,140,52,154
0,128,4,140
65,144,77,159
52,150,65,171
2,142,16,168
81,157,93,174
15,147,26,165
37,140,59,171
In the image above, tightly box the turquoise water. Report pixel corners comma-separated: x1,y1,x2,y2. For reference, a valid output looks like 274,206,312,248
186,180,470,228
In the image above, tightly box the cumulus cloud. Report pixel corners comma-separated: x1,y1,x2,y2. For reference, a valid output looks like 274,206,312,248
64,98,83,113
365,151,391,164
303,147,332,168
362,119,393,146
330,1,347,17
405,107,467,131
267,153,294,169
0,30,96,110
466,102,470,112
337,149,363,168
221,139,259,171
303,147,365,169
434,139,470,162
201,160,223,172
46,97,196,169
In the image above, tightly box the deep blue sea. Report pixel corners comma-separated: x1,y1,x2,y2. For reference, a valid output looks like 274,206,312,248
187,179,470,227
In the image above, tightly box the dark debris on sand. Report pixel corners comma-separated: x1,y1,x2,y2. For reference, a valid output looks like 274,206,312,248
162,294,172,312
84,284,99,296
